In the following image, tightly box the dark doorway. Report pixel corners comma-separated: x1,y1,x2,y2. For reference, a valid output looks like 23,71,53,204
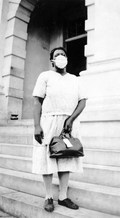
63,0,87,76
66,36,87,76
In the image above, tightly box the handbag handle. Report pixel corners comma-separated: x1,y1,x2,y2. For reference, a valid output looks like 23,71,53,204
60,129,71,139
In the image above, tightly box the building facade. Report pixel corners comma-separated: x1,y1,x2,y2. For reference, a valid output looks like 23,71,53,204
0,0,120,120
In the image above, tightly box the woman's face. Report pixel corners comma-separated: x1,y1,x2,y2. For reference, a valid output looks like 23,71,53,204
52,49,68,70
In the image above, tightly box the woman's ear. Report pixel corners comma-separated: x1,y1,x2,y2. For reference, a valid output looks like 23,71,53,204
51,60,55,67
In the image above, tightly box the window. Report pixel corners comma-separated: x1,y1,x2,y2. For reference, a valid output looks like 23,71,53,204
63,5,87,76
65,18,86,39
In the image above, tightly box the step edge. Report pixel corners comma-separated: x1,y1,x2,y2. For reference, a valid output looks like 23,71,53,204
0,186,118,218
0,168,120,197
0,143,33,147
85,148,120,152
0,154,31,160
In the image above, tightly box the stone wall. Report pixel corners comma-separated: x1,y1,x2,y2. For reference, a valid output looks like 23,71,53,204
80,0,120,115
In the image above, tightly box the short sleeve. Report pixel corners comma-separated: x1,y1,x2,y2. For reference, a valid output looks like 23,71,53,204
32,72,47,98
78,77,88,101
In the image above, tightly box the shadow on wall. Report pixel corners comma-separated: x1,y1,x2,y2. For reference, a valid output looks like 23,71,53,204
22,3,51,119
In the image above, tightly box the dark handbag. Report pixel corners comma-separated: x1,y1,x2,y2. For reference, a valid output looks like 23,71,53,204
49,130,84,158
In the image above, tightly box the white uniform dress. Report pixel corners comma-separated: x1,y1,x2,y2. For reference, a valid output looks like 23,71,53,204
32,70,87,175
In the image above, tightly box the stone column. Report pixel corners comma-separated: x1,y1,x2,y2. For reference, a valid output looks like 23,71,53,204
0,0,40,119
80,0,120,120
0,0,9,116
94,0,120,61
2,1,29,119
85,0,95,65
0,0,3,85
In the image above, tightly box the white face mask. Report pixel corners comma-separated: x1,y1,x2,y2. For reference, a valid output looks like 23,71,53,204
54,55,68,69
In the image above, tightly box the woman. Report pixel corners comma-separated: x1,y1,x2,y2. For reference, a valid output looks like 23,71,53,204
32,47,87,212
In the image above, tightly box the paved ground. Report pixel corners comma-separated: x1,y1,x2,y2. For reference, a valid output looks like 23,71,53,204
0,210,15,217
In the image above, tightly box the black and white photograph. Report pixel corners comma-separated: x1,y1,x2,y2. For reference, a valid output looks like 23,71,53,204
0,0,120,217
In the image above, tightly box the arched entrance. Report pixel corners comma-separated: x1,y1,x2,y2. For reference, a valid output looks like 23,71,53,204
3,0,86,119
2,0,39,119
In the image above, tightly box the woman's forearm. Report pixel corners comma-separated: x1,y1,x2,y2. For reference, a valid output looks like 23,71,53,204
70,99,86,122
33,97,43,127
33,97,44,142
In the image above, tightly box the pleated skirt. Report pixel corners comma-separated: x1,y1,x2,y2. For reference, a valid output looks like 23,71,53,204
32,115,83,175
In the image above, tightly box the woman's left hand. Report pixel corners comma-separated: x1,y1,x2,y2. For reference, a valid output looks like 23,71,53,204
64,117,73,132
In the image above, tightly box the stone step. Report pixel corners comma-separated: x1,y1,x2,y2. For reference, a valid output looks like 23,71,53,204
80,107,120,122
0,131,120,151
0,134,33,144
0,143,33,157
0,125,33,134
0,134,120,150
1,119,120,138
84,149,120,167
0,133,120,151
0,210,15,218
0,165,120,196
0,119,34,136
82,136,120,150
0,147,120,170
0,169,120,216
0,119,120,146
0,154,31,172
0,147,120,188
70,164,120,188
0,119,33,126
0,186,118,218
0,146,120,170
81,121,120,137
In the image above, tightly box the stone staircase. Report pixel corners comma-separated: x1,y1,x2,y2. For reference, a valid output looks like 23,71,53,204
0,118,120,218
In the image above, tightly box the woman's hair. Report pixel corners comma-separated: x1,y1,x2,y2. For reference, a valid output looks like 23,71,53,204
50,47,67,60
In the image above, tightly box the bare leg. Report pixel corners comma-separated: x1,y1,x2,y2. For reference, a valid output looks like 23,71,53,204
58,171,79,209
43,174,53,199
58,171,69,200
43,174,54,212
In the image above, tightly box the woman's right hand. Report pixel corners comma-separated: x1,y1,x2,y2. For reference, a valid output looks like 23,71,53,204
34,125,44,144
